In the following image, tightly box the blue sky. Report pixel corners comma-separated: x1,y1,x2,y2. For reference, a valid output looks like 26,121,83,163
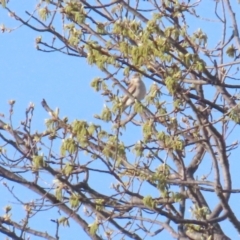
0,3,106,239
1,1,240,240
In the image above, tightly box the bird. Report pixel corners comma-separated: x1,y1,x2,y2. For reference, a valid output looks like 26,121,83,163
120,73,146,111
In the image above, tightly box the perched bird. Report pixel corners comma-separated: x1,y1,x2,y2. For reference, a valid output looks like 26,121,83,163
121,73,146,111
114,73,146,123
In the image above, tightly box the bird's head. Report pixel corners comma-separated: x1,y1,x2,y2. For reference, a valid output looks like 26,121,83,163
131,73,141,82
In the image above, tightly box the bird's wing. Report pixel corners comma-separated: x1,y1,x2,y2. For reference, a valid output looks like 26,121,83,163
121,82,137,105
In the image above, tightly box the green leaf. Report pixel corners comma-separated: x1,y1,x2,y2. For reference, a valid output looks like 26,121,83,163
228,108,240,123
38,7,51,21
88,124,96,135
95,199,104,211
142,120,154,141
55,187,63,201
133,101,145,113
63,163,73,176
88,221,99,236
143,195,155,209
91,78,102,91
100,106,112,122
165,76,178,95
133,141,144,157
32,155,45,170
96,22,106,34
61,138,77,156
4,205,12,213
69,193,81,209
171,192,185,202
1,0,6,8
58,217,70,227
226,44,236,58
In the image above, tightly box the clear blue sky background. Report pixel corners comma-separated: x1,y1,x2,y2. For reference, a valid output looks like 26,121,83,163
0,3,107,239
0,1,240,240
